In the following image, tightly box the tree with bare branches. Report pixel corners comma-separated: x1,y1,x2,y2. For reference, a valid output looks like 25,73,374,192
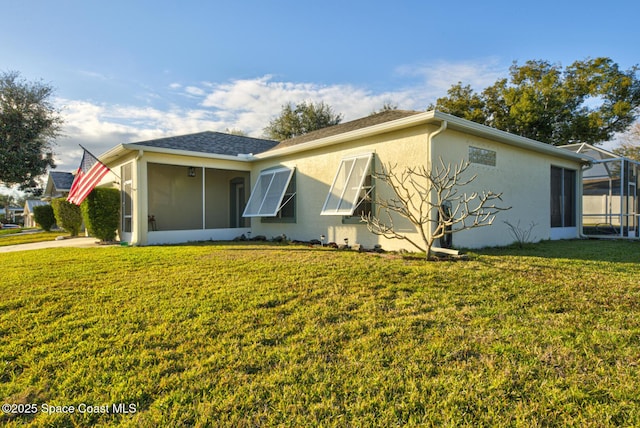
361,159,510,259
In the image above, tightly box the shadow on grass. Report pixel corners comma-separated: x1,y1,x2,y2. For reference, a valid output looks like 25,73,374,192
164,238,640,264
473,238,640,264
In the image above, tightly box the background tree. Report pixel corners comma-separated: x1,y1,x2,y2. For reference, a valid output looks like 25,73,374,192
362,159,510,259
224,128,247,136
431,58,640,146
370,102,398,115
613,122,640,161
264,101,342,140
0,71,62,187
0,193,16,223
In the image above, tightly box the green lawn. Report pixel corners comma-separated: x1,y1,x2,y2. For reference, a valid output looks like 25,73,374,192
0,231,63,246
1,240,639,427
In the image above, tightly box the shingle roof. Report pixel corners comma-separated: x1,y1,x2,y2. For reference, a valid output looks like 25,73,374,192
269,110,424,150
131,131,279,156
49,171,75,191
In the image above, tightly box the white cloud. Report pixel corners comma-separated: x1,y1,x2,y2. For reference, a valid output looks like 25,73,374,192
199,75,422,128
396,57,507,98
184,86,206,97
51,60,508,172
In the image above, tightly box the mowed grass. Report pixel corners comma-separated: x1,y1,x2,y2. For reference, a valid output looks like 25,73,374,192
1,240,639,427
0,231,65,247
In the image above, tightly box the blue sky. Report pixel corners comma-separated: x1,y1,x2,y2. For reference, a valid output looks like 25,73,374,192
2,0,639,175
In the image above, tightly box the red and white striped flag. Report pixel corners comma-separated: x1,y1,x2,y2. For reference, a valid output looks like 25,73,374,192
66,148,111,205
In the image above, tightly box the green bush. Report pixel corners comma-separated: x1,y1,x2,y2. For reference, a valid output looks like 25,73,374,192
51,198,83,236
82,187,120,242
33,204,55,231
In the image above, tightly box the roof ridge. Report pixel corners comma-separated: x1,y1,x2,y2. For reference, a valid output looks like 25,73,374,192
270,109,424,150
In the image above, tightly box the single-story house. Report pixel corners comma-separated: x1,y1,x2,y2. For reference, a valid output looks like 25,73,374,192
96,110,592,250
43,171,75,199
23,200,50,228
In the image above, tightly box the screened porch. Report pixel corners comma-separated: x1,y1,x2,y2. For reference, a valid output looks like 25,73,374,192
564,144,639,238
145,163,250,244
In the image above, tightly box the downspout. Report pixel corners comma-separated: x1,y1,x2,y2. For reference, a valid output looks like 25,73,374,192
427,120,448,252
427,120,448,172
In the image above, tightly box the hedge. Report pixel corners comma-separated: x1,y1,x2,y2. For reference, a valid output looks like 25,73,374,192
82,187,120,242
33,204,56,231
51,198,83,236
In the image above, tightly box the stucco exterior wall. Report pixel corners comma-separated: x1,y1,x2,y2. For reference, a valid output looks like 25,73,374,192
251,125,583,251
251,123,434,251
430,129,582,248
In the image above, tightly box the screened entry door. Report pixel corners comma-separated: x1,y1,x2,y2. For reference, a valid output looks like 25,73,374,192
230,178,246,228
121,163,133,242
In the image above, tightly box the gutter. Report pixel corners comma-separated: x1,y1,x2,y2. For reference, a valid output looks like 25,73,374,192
97,143,256,166
255,110,592,164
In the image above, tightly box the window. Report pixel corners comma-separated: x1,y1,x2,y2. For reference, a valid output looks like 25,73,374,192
321,153,374,216
343,165,374,223
261,173,296,223
243,167,295,218
550,166,576,227
469,146,497,166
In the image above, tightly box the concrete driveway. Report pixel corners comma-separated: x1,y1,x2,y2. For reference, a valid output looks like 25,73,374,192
0,237,103,253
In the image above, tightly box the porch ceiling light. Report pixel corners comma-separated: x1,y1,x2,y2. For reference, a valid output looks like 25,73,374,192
188,167,197,177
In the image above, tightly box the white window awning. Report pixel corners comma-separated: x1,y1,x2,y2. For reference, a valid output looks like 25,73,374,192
321,153,373,216
243,167,295,217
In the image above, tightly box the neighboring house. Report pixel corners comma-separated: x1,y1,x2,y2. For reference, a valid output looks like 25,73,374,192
1,205,23,224
43,171,75,199
96,110,592,250
23,200,50,228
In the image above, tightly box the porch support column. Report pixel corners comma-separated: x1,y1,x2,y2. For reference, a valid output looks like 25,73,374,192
202,167,206,230
133,154,148,245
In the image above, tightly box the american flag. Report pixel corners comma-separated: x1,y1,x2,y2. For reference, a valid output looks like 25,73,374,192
66,147,111,205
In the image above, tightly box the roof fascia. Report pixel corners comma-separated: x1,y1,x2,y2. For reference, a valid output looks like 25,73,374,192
431,111,591,164
98,143,255,164
97,111,591,166
255,110,591,164
254,111,439,159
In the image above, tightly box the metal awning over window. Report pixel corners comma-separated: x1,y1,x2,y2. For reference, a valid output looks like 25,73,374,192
243,167,295,217
321,153,373,215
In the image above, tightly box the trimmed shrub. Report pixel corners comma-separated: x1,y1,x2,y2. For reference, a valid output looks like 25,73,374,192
33,204,55,231
51,198,83,236
82,187,120,242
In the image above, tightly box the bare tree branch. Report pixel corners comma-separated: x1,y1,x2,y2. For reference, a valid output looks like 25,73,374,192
362,158,511,259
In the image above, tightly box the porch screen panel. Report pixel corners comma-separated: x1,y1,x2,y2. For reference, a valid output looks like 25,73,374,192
551,166,576,228
147,163,203,230
550,166,563,227
563,169,576,227
243,167,294,217
321,153,373,215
